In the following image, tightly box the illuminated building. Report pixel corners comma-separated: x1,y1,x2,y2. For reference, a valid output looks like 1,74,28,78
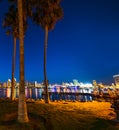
113,74,119,87
7,79,11,88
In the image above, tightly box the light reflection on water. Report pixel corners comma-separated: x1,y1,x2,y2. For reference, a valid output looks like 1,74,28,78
0,87,43,99
0,87,93,101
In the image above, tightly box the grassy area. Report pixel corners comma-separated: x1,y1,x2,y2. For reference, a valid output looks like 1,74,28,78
0,99,119,130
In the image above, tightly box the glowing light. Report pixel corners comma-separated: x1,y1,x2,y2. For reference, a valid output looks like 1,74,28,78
80,83,93,88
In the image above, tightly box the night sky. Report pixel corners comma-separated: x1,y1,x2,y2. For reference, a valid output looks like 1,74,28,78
0,0,119,84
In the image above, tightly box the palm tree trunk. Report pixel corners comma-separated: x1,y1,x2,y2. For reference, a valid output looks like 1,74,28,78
44,25,49,104
11,37,16,101
18,0,28,123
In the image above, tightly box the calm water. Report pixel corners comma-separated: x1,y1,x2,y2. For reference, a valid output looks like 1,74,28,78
0,87,93,101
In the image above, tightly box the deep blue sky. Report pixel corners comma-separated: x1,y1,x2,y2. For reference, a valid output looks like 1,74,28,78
0,0,119,84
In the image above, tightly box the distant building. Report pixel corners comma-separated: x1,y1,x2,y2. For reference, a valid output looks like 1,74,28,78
113,74,119,87
27,82,35,88
0,82,3,87
3,82,7,87
7,79,11,87
6,78,17,88
34,81,37,87
73,79,80,86
93,80,97,87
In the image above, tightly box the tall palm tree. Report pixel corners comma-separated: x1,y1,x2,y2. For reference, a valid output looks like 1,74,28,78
17,0,28,123
33,0,63,103
3,5,19,101
8,0,33,123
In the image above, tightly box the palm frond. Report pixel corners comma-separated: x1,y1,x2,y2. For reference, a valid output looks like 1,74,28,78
32,0,63,30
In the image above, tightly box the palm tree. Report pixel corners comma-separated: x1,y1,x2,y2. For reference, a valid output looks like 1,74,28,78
9,0,33,19
3,5,19,101
17,0,28,123
8,0,33,123
33,0,63,103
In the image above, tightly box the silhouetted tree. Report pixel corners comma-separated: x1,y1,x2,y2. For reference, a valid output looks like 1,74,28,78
7,0,33,122
3,5,19,101
33,0,63,103
17,0,29,123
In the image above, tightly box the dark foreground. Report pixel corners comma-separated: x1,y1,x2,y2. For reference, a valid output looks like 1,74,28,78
0,99,119,130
